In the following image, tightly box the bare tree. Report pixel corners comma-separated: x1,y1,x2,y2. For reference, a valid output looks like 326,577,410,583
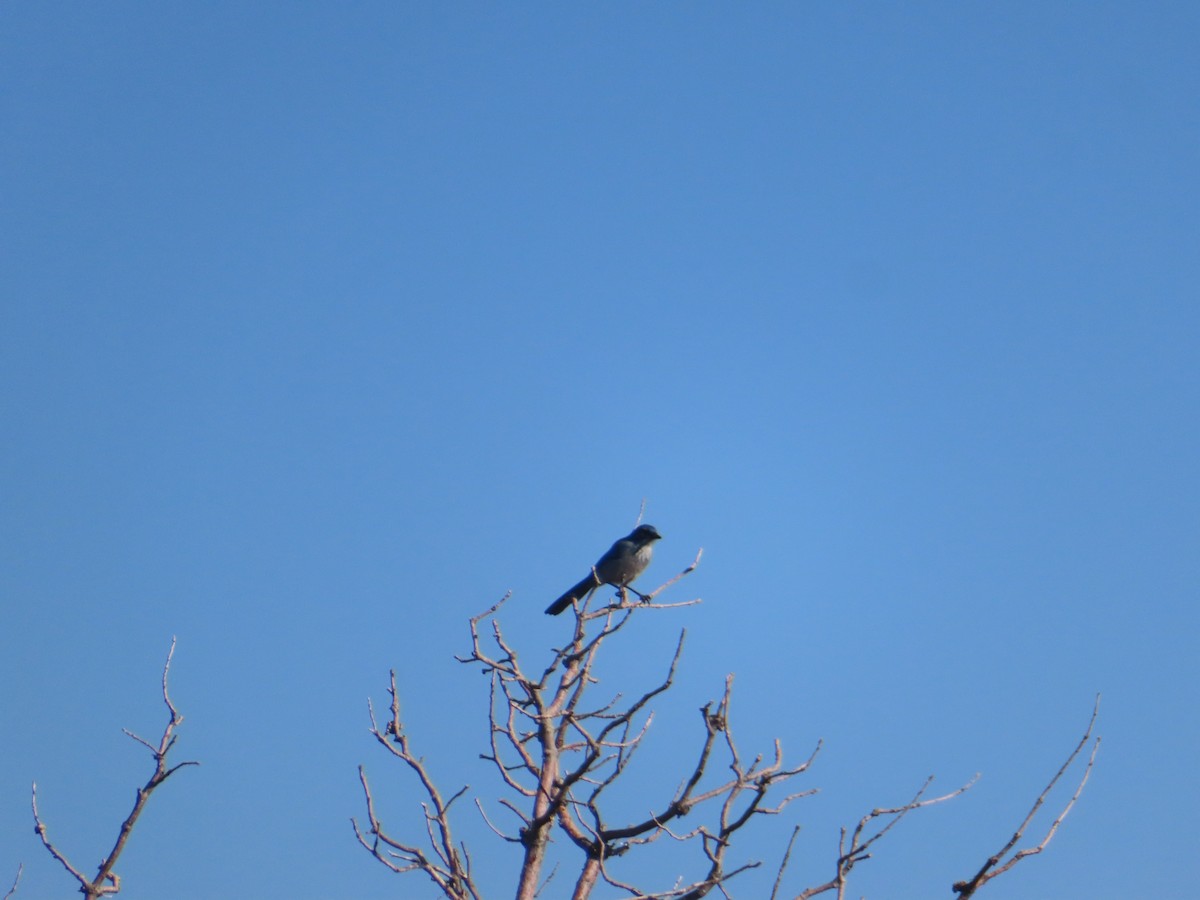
31,638,198,899
355,552,824,898
355,549,1093,899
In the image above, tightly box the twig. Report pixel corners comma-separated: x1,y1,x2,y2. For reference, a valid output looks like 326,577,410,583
1,865,19,900
475,798,522,843
646,548,704,600
770,827,801,900
953,695,1101,898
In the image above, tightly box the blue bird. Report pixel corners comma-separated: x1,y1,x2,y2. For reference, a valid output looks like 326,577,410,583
546,524,663,615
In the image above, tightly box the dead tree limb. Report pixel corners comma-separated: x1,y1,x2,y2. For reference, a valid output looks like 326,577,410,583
31,638,198,899
787,776,977,900
351,669,482,900
567,674,820,900
952,695,1101,898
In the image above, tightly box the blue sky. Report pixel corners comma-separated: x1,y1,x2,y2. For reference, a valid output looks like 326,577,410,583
2,3,1197,898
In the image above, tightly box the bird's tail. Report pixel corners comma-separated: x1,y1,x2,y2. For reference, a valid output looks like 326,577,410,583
545,575,601,616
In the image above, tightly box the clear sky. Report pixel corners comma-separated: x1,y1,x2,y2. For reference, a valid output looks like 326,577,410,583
2,3,1197,898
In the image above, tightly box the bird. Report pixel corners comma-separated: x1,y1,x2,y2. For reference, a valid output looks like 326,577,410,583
545,524,663,616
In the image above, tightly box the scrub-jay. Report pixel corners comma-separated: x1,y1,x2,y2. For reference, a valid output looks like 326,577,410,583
545,524,663,616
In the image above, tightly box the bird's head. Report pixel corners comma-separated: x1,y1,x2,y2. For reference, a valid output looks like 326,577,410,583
632,524,663,543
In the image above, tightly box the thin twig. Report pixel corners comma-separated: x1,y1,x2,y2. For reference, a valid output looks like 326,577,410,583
953,695,1102,898
31,782,91,890
770,827,801,900
1,865,20,900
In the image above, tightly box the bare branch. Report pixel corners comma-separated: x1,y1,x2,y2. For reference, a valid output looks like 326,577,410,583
646,547,704,601
770,827,802,900
1,865,21,900
31,783,91,891
31,639,197,899
953,696,1102,898
356,674,481,900
544,670,819,900
475,797,522,843
793,775,976,900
